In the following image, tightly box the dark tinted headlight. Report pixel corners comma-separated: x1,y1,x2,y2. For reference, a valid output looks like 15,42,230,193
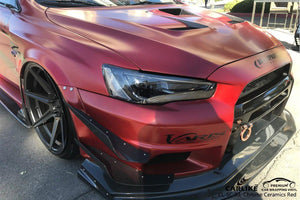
102,64,216,104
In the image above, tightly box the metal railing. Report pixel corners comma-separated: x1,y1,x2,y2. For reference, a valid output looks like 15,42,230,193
251,0,299,31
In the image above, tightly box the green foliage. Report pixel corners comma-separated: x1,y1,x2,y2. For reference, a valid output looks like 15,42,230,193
230,0,270,13
224,0,241,12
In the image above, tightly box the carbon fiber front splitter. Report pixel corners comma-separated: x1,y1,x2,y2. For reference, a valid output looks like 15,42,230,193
77,110,296,200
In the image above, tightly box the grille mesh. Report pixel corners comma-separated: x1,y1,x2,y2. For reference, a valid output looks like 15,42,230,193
237,64,290,105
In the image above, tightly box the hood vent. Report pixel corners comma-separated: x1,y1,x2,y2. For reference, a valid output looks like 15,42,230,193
168,27,198,30
222,13,245,24
159,8,196,16
166,17,208,30
157,8,208,30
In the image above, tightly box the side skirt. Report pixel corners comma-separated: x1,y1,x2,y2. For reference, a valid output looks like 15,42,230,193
0,87,31,128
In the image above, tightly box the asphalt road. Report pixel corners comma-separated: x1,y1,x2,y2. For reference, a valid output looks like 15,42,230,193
0,30,299,200
0,105,104,200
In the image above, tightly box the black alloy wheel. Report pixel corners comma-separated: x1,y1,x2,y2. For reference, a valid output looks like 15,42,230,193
23,63,78,158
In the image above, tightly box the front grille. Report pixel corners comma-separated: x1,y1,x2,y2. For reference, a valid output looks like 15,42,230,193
237,65,290,104
235,64,291,123
224,64,293,155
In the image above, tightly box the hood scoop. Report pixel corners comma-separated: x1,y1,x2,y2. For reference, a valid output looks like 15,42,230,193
156,8,208,30
167,18,208,30
222,13,245,24
158,8,197,16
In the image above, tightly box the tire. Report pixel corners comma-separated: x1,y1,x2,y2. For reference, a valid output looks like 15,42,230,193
23,63,78,158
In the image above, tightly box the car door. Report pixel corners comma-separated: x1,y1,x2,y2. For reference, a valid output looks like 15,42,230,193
0,0,21,87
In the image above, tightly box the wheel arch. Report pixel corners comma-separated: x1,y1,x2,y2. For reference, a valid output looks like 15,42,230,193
19,50,76,107
20,52,72,87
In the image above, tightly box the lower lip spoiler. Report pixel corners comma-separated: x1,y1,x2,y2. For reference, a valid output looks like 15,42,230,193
76,110,296,200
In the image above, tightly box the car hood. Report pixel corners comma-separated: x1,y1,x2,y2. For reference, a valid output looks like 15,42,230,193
46,5,282,79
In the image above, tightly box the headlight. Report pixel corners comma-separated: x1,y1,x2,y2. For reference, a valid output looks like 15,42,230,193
102,64,216,104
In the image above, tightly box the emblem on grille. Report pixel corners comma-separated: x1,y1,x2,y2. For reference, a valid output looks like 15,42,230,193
254,53,277,68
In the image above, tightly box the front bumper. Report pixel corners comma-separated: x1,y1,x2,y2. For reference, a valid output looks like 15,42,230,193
58,45,295,198
77,110,296,200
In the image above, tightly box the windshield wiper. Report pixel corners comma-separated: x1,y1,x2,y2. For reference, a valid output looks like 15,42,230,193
0,2,18,10
131,0,173,5
68,0,105,6
39,0,105,7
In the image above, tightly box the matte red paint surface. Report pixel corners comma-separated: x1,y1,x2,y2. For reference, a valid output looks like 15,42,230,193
46,5,282,78
0,0,291,177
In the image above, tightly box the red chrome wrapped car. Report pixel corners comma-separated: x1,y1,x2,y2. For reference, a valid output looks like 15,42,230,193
0,0,296,199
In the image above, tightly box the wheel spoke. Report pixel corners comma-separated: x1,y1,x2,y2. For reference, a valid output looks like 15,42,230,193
49,117,60,150
60,117,65,149
25,91,56,104
43,125,52,138
29,68,53,94
36,100,43,117
32,109,55,128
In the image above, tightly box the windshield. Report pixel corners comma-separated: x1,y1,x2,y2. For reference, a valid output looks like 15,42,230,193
36,0,180,7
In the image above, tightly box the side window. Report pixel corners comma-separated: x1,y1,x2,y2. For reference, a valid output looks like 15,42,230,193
0,0,19,10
